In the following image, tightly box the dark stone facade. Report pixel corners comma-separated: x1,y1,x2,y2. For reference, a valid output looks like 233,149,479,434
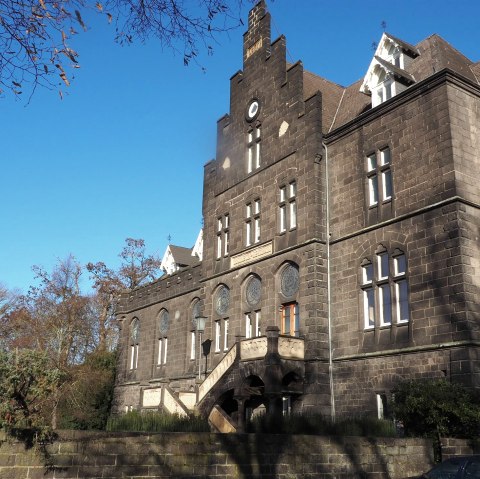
113,1,480,424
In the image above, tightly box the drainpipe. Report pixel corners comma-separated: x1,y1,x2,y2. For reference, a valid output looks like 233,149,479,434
322,140,335,422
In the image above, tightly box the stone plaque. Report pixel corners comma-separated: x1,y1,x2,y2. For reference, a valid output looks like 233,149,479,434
142,388,161,407
230,241,272,268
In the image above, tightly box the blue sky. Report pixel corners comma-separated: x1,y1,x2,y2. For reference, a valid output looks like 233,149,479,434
2,0,480,293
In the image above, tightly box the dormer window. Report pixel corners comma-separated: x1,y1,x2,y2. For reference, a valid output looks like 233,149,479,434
373,69,394,106
361,33,419,107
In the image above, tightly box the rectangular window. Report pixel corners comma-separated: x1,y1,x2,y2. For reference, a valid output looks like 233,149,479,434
369,176,379,206
367,148,393,209
157,338,167,365
216,217,222,259
163,338,168,364
215,321,221,352
247,132,253,173
280,205,286,233
379,284,392,326
223,319,229,351
279,181,297,233
246,200,261,246
255,310,261,337
246,311,261,338
190,331,196,360
224,230,229,256
130,345,136,370
380,148,391,166
290,201,297,229
377,393,387,419
254,217,261,243
362,263,374,284
364,288,375,329
245,313,252,339
246,221,252,247
158,339,163,365
216,234,222,259
396,280,409,323
217,214,229,258
382,169,392,200
378,252,389,279
247,126,261,173
361,250,409,329
281,303,299,336
394,254,406,276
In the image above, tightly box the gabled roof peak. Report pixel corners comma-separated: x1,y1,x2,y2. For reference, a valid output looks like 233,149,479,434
360,32,419,97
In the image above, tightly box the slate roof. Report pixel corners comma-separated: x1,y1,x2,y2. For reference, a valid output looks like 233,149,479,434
383,32,420,57
303,70,344,133
169,245,199,268
373,56,416,84
408,34,478,84
305,33,480,133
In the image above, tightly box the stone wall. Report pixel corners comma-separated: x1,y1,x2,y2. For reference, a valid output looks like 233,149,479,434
2,430,476,479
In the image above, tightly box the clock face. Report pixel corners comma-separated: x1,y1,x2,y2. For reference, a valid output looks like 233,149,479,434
246,99,260,121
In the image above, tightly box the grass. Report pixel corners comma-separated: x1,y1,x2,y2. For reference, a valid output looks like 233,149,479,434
106,410,397,437
105,410,210,433
248,413,397,437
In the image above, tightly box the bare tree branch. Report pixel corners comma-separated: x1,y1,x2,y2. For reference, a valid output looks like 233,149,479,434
0,0,248,98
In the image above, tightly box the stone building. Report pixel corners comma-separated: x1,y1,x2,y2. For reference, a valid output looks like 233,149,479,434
113,1,480,429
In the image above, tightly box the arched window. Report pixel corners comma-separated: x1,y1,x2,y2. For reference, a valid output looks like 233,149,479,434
190,299,202,360
157,310,169,365
245,275,262,338
129,318,140,370
214,285,230,352
279,263,300,337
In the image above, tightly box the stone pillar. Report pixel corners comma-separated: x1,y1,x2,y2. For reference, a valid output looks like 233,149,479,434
266,326,280,356
234,396,247,433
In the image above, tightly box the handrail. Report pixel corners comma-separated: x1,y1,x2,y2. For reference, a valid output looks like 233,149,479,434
197,344,237,403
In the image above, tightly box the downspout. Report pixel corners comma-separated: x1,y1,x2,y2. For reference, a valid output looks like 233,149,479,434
322,140,335,422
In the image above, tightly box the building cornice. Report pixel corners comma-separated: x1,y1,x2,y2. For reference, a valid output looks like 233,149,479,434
330,196,480,246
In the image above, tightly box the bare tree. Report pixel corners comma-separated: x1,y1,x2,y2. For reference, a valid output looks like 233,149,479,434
87,237,161,351
0,0,247,98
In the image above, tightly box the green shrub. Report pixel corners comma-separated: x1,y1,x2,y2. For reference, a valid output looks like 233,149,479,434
392,378,480,440
56,350,117,430
0,349,64,442
392,378,480,461
106,410,210,433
